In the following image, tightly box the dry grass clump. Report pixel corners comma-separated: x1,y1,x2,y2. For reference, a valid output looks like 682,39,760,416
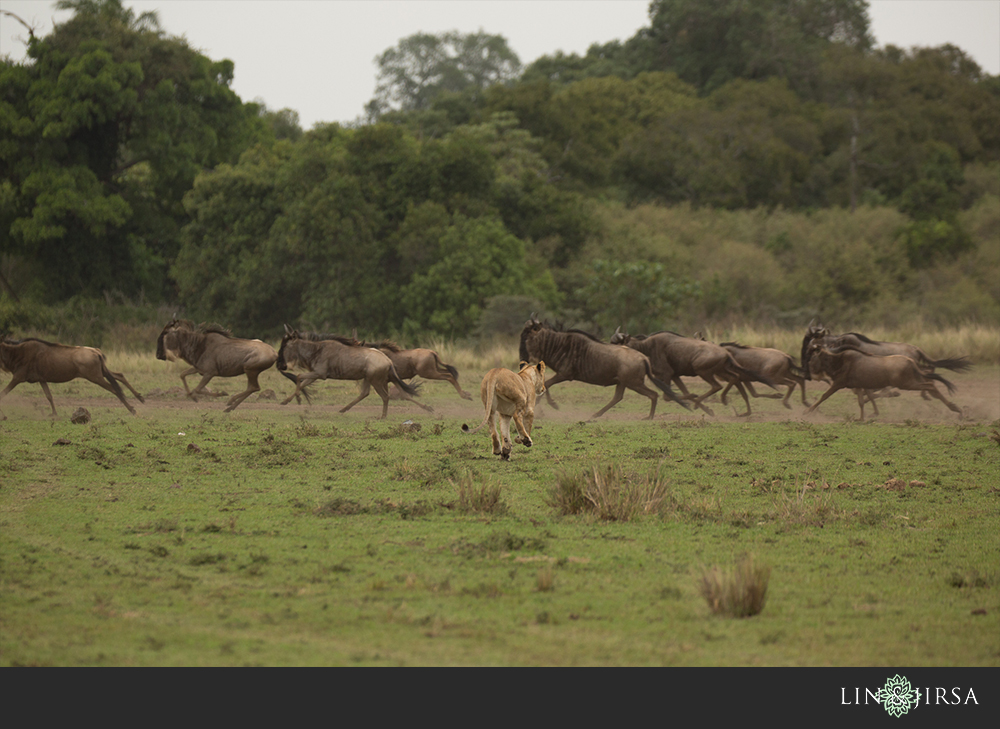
547,463,669,521
699,554,771,618
453,472,508,515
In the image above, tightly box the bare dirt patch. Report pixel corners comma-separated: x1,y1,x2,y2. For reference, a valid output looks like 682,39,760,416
1,370,996,425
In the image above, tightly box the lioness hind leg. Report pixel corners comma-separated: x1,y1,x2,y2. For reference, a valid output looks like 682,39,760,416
488,411,503,456
498,413,514,460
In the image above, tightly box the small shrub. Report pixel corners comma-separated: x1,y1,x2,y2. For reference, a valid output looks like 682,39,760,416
453,472,508,516
536,566,555,592
547,463,669,521
699,554,771,618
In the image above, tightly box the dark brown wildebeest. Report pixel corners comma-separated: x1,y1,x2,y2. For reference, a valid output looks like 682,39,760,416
609,328,775,416
276,327,420,418
715,342,809,415
155,318,277,413
365,339,472,401
518,319,688,419
805,345,962,420
800,321,971,380
0,336,142,418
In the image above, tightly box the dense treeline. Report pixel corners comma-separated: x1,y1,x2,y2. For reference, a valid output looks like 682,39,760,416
2,0,998,341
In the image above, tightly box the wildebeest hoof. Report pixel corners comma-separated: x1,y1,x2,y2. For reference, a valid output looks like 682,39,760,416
461,392,473,400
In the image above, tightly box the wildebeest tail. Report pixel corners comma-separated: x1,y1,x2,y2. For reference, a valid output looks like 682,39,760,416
433,353,459,379
924,355,972,373
644,361,690,410
99,355,130,402
388,362,419,397
927,372,958,395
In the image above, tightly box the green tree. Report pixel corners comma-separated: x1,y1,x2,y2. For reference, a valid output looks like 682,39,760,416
401,214,558,338
576,260,701,334
1,0,261,302
645,0,873,95
366,31,521,119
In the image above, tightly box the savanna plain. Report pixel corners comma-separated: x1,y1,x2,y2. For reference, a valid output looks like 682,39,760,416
1,329,998,666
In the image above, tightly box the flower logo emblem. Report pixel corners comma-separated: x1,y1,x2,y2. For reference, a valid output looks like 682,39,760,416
880,674,918,717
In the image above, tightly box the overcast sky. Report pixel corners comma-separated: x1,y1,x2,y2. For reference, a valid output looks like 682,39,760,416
2,0,998,130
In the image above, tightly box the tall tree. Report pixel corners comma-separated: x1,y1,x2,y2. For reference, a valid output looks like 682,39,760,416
366,31,521,119
645,0,873,96
0,0,261,302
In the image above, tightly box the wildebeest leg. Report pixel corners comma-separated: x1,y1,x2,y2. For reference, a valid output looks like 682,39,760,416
731,381,752,417
805,383,845,414
373,379,392,419
340,380,374,415
691,376,725,413
179,367,208,401
923,384,963,415
593,384,628,419
854,390,876,421
0,375,27,419
671,377,698,401
107,370,145,403
542,372,571,410
38,381,58,416
390,382,434,412
781,383,796,409
84,371,137,415
223,370,263,413
430,371,472,400
281,372,320,405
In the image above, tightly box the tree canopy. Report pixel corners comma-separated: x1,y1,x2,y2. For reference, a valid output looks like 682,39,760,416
3,0,998,336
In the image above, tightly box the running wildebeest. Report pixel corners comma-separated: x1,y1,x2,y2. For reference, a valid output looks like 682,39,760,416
805,345,962,420
0,335,142,419
365,339,472,401
800,321,971,380
276,327,420,418
609,328,775,416
715,342,810,415
518,318,688,419
155,318,277,413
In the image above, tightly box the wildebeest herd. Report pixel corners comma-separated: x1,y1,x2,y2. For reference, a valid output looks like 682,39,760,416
0,317,974,459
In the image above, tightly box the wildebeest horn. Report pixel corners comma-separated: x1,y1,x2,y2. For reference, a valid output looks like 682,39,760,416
284,323,293,335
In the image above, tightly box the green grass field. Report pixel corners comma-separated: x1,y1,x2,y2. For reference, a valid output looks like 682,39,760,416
1,348,998,666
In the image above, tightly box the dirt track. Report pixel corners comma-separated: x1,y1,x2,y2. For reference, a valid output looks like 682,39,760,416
2,369,997,426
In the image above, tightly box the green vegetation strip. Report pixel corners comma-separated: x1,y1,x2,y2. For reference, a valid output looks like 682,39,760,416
1,403,997,666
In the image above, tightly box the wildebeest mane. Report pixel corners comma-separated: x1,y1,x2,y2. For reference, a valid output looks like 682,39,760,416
296,332,362,347
199,323,233,337
367,339,402,352
565,329,604,342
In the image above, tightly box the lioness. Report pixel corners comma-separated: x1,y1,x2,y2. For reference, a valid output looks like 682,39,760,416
462,361,546,460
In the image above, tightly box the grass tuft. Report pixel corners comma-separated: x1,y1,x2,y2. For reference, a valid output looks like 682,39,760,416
547,463,669,521
699,554,771,618
453,472,508,515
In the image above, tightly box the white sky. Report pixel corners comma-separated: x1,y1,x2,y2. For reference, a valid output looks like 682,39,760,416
2,0,999,130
